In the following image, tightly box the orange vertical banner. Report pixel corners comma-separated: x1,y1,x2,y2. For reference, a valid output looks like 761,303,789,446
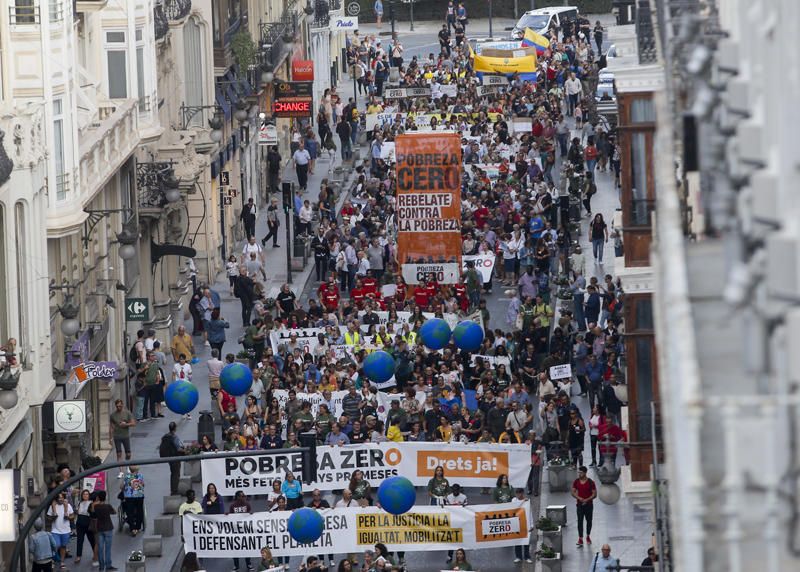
395,133,462,278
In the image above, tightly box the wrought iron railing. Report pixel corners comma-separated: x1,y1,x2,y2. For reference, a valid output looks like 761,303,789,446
163,0,191,21
136,160,175,209
154,0,169,40
635,0,657,64
259,12,298,69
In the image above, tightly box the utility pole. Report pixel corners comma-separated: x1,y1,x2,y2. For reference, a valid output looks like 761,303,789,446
390,0,396,36
410,0,415,31
489,0,494,38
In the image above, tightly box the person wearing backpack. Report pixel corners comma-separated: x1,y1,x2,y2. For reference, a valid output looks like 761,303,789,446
160,422,185,495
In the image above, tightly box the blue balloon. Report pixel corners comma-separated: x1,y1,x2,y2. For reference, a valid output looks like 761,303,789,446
363,350,396,384
287,507,325,544
419,318,452,350
452,321,484,352
377,476,417,515
164,381,199,415
219,362,253,396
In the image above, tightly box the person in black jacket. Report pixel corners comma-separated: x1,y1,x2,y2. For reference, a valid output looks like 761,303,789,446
233,267,256,327
336,117,352,161
266,146,281,196
311,227,330,282
240,197,256,238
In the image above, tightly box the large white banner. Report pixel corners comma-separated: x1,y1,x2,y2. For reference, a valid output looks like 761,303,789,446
202,442,530,496
401,262,461,285
183,501,532,558
462,253,496,284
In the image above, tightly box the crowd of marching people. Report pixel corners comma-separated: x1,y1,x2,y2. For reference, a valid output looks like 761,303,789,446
36,9,632,572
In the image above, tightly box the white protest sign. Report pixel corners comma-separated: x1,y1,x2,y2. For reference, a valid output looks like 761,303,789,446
201,450,305,496
470,354,512,369
401,263,460,285
549,364,573,380
462,253,496,284
183,501,532,557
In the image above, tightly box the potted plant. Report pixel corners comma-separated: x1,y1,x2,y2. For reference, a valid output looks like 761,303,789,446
127,550,146,571
536,545,561,572
536,517,563,553
547,456,577,493
235,349,252,364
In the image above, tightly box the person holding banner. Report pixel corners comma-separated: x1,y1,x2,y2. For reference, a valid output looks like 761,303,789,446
228,491,254,571
427,465,451,506
348,470,373,506
281,471,304,509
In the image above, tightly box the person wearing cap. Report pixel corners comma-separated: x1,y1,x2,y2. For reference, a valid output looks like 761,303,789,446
30,517,58,571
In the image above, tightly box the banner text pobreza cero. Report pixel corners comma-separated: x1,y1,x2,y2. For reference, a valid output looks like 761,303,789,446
183,501,531,558
201,442,530,496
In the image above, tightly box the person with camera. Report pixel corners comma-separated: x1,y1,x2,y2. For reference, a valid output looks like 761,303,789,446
46,491,74,569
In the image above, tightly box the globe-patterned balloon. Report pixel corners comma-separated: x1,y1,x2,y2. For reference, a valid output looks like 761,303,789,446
164,380,199,415
363,350,396,384
377,476,417,515
219,362,253,396
419,318,452,350
452,321,484,352
287,507,325,544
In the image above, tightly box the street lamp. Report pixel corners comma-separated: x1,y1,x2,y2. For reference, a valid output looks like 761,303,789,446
304,1,315,22
58,294,81,337
234,100,250,123
0,355,21,410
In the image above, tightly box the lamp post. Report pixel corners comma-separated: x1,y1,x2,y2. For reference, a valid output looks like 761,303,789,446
0,354,21,410
489,0,494,39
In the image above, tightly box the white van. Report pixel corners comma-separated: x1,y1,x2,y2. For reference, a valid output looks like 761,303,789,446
511,6,580,39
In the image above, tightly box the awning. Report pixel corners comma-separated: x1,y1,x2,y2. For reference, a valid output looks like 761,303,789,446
0,416,33,469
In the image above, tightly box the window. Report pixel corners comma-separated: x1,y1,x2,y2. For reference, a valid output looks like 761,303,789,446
15,202,28,366
630,132,650,226
53,98,66,200
184,18,205,126
631,98,655,123
136,29,146,111
49,0,62,22
105,31,128,99
634,338,654,439
12,0,36,25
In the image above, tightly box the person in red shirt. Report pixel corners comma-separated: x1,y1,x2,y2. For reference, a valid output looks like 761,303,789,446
362,272,378,298
424,278,438,301
571,466,597,547
394,276,407,306
473,205,490,230
453,281,469,312
413,281,430,309
350,279,366,309
319,277,340,312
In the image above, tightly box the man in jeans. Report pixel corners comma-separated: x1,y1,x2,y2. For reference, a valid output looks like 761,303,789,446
138,352,161,421
29,518,57,572
571,466,597,547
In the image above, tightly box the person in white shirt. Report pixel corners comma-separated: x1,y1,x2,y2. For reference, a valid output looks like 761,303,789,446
445,484,468,563
356,251,370,278
144,329,157,352
47,492,75,564
334,489,357,508
241,236,263,263
293,143,312,190
298,199,314,236
172,354,193,419
565,72,583,116
207,349,224,398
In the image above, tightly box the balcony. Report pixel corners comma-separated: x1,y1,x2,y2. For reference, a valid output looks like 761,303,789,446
79,100,139,203
164,0,191,22
75,1,109,12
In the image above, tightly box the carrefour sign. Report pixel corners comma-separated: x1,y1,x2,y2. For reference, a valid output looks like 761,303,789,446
331,16,358,31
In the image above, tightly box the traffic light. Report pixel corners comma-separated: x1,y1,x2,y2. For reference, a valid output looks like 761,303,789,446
282,182,293,214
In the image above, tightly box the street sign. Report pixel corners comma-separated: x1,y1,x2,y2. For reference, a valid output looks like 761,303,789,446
223,196,233,206
259,122,278,145
227,188,238,198
331,16,358,31
220,171,230,186
274,81,313,98
347,1,360,16
125,298,149,321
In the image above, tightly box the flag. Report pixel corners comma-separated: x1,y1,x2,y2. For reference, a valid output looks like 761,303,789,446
522,28,550,55
473,53,538,75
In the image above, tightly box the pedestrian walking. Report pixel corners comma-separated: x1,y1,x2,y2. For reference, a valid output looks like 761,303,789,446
159,422,185,496
29,518,57,572
90,491,116,571
293,142,311,191
240,197,257,238
109,399,135,477
571,466,597,547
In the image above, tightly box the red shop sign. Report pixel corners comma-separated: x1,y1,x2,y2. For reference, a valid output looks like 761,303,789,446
292,59,314,81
